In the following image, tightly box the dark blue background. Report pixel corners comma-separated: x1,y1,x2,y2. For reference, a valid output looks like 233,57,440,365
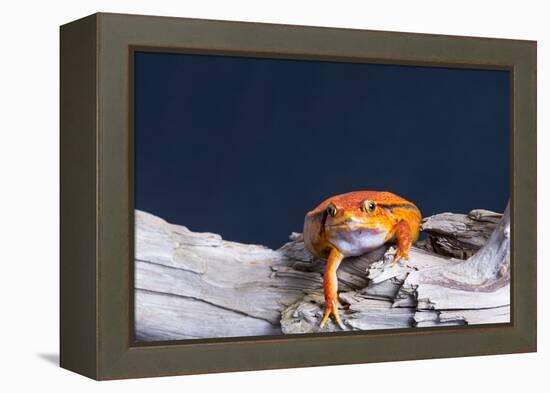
134,52,510,249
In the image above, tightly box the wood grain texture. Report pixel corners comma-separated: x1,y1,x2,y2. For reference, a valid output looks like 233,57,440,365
134,207,510,341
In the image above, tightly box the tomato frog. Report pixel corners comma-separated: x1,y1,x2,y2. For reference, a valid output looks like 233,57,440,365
303,191,421,328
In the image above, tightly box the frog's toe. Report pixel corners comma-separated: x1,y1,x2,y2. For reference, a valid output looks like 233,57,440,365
391,251,408,266
320,299,344,329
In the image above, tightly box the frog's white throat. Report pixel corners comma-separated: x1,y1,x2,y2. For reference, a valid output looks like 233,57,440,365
327,227,388,257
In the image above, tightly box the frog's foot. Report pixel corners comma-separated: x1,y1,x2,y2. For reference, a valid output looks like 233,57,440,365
320,298,344,329
391,250,409,266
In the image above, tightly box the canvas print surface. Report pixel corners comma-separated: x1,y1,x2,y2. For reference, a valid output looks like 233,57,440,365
133,51,510,341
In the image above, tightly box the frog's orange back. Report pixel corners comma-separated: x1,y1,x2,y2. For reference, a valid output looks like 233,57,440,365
308,191,419,215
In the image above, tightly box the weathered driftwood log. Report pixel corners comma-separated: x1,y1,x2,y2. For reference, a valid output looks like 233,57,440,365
135,211,318,340
135,207,510,341
398,204,510,314
417,209,502,259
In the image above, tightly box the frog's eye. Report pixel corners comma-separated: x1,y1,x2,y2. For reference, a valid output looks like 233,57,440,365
361,200,376,214
326,203,338,217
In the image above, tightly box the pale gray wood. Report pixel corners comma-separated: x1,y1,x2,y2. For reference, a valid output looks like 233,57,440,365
418,209,502,259
280,290,415,334
136,289,281,340
399,204,510,312
134,210,321,332
414,306,511,327
135,206,510,340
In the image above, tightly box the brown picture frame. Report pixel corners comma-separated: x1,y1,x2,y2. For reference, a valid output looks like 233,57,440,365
60,12,537,380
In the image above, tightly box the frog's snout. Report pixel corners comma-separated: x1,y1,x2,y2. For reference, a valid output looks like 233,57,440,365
326,215,365,229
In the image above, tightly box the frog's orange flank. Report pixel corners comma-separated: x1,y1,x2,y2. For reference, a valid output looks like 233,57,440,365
303,191,422,328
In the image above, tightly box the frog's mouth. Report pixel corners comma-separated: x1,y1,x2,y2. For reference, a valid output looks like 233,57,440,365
327,218,382,231
328,224,383,235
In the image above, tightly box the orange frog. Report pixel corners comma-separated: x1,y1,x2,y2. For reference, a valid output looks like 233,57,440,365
303,191,421,328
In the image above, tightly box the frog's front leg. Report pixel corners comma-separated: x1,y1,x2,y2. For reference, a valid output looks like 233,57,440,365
391,220,413,265
320,247,345,328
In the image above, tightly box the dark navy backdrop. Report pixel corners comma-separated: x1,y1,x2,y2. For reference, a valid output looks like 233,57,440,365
134,52,510,249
